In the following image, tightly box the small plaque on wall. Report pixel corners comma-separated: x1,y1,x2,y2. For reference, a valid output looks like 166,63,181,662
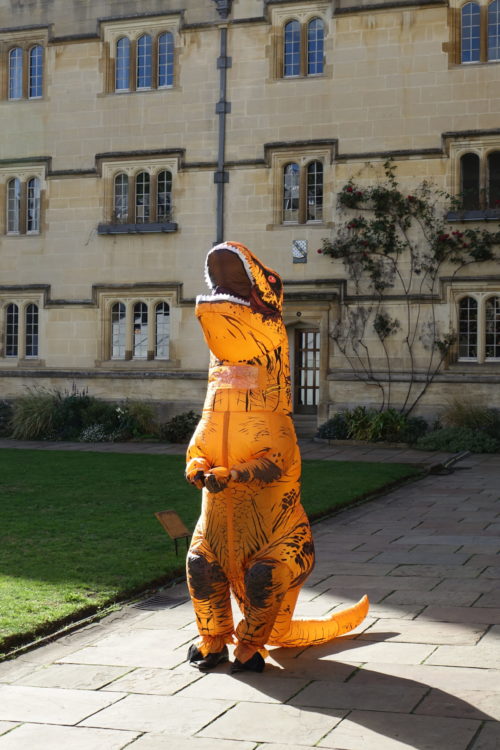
292,239,308,264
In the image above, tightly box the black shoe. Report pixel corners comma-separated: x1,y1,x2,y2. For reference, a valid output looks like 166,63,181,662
231,652,265,673
187,643,229,671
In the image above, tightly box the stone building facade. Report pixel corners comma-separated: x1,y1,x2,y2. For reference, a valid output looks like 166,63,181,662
0,0,499,425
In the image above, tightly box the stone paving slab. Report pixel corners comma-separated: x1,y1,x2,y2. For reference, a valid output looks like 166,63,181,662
0,726,17,738
470,722,500,750
197,702,346,744
127,738,256,750
317,710,480,750
359,618,487,645
0,725,140,750
12,663,131,690
100,667,202,696
79,695,234,734
0,685,126,724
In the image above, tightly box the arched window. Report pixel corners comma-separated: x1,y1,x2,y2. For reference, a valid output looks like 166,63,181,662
462,2,481,63
25,303,39,357
488,0,500,60
155,302,170,359
29,45,43,99
27,177,41,233
5,303,19,357
111,302,126,359
114,174,129,221
284,21,301,77
115,37,131,91
137,34,152,89
283,163,300,222
458,296,478,359
307,161,323,221
9,47,23,100
157,170,172,221
485,296,500,358
133,302,148,358
158,32,174,88
307,18,324,75
135,172,150,223
460,153,480,209
7,178,21,234
488,152,500,208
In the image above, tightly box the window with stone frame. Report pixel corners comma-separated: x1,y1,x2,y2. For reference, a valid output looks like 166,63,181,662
451,0,500,64
447,137,500,217
1,33,45,101
98,155,178,234
102,16,178,94
282,159,324,224
270,4,330,80
1,301,40,359
1,169,44,235
108,298,170,361
456,292,500,362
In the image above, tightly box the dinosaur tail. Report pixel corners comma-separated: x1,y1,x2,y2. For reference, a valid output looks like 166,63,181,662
268,595,370,648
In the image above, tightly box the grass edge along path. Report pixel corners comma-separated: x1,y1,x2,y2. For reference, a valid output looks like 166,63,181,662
0,449,423,660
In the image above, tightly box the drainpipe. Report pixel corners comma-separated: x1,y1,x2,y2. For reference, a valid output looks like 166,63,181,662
212,0,232,244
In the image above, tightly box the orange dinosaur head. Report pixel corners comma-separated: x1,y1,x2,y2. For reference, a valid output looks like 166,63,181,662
196,241,286,362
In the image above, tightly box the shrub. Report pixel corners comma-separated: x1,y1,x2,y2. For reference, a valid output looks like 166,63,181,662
79,424,111,443
118,400,157,438
0,400,13,437
10,387,58,440
317,412,349,440
159,411,200,443
441,398,500,440
416,427,500,453
317,407,429,444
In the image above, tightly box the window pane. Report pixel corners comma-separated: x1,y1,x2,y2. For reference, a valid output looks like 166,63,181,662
486,296,500,358
6,303,19,357
25,303,39,357
155,302,170,358
488,0,500,60
158,32,174,87
9,47,23,99
137,34,152,89
284,20,300,77
488,152,500,208
7,178,21,233
460,153,480,209
27,177,40,233
283,163,299,222
458,297,478,359
115,37,130,91
157,171,172,221
135,172,150,223
133,302,148,359
114,174,129,221
29,45,43,98
462,2,481,63
111,302,126,359
307,161,323,221
307,18,324,75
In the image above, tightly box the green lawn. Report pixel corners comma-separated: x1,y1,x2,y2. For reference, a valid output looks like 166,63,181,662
0,449,421,656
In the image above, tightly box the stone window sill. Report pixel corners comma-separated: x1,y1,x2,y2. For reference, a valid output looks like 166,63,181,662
446,209,500,222
97,222,178,235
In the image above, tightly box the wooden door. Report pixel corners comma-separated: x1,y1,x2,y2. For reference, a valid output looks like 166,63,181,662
294,328,320,414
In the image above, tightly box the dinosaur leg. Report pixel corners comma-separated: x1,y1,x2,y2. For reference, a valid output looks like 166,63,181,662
234,558,294,667
186,547,234,663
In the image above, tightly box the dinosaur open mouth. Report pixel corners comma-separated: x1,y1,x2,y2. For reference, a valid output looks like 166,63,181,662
200,245,253,306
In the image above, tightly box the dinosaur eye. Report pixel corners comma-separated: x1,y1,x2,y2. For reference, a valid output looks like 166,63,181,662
268,275,276,284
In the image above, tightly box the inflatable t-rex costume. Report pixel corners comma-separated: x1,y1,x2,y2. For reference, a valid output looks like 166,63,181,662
185,241,369,672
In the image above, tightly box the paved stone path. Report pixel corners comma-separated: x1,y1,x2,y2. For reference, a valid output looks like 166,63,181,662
0,442,499,749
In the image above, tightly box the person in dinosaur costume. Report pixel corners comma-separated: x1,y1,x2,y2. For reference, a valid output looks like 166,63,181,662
185,241,369,673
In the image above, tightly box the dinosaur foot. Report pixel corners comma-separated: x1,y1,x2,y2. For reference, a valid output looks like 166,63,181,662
231,652,265,674
187,643,229,671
